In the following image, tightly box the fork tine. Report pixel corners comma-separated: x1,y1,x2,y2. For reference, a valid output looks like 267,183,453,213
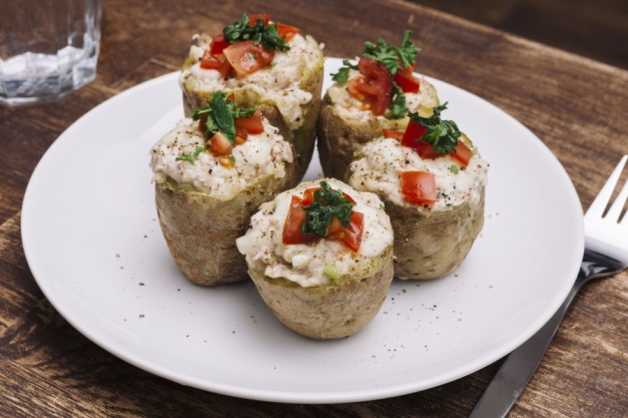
586,155,627,218
607,180,628,222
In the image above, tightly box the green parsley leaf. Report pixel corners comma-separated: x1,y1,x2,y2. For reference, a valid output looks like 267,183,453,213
363,38,399,74
408,102,462,154
223,14,289,52
449,164,460,174
362,30,419,75
176,145,206,164
331,59,358,85
192,91,256,143
210,92,236,142
397,30,419,69
387,85,407,119
302,181,354,237
223,14,249,42
260,23,289,51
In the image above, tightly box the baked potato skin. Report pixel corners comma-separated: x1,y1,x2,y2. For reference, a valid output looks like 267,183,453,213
290,56,324,180
155,107,297,286
248,248,394,339
181,54,324,182
156,171,296,286
388,189,485,280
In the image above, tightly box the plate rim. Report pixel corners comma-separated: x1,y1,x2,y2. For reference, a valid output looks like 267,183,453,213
21,60,584,404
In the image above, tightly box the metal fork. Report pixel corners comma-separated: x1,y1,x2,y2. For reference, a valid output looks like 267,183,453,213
470,155,628,418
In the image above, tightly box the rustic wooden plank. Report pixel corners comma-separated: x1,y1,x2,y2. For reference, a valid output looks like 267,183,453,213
0,0,626,416
415,0,628,70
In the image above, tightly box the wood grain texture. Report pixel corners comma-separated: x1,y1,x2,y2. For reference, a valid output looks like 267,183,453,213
414,0,628,70
0,0,627,416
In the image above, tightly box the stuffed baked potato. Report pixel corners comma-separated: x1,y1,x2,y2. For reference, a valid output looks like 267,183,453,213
236,178,394,339
348,105,488,280
151,93,297,286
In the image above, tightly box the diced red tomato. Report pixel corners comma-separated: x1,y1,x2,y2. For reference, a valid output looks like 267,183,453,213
276,23,299,41
414,140,440,159
200,51,232,78
235,127,248,144
210,34,230,55
223,41,274,77
209,132,233,156
301,187,318,206
235,110,264,134
383,129,404,141
394,65,420,93
345,58,392,116
326,217,343,236
358,58,393,115
327,212,364,252
451,142,472,167
400,171,437,206
346,77,367,101
282,196,316,245
248,13,271,26
401,119,428,148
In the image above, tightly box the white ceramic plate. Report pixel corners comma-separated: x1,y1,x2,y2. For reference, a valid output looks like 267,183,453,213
22,58,584,404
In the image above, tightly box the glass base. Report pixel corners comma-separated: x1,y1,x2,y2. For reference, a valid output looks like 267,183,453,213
0,48,98,107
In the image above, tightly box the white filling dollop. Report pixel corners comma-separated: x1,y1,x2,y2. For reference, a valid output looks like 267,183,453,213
150,117,293,201
349,137,488,211
180,33,323,130
236,179,393,287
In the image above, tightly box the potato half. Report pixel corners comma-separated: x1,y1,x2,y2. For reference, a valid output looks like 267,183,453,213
153,107,297,286
384,191,485,280
236,178,395,339
349,136,488,280
249,249,394,339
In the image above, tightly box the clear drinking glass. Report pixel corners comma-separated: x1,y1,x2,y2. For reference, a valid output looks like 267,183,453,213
0,0,102,106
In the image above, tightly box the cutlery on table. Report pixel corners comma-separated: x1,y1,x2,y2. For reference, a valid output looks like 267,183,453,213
470,155,628,418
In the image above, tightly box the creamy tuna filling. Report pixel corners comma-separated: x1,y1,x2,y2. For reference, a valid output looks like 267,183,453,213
180,34,322,130
236,179,393,287
349,137,488,211
327,69,440,123
150,118,293,201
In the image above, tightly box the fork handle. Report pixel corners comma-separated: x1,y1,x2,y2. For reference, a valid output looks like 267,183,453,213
469,250,624,418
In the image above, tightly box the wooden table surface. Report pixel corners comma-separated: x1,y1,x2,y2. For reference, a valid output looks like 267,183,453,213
1,1,627,416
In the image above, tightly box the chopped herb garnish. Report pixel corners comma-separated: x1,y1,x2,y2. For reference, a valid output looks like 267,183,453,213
211,92,236,141
331,59,358,85
223,13,289,52
363,30,419,75
302,181,354,237
408,103,461,154
192,91,256,143
449,164,460,174
396,30,419,69
388,85,407,119
176,145,206,164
